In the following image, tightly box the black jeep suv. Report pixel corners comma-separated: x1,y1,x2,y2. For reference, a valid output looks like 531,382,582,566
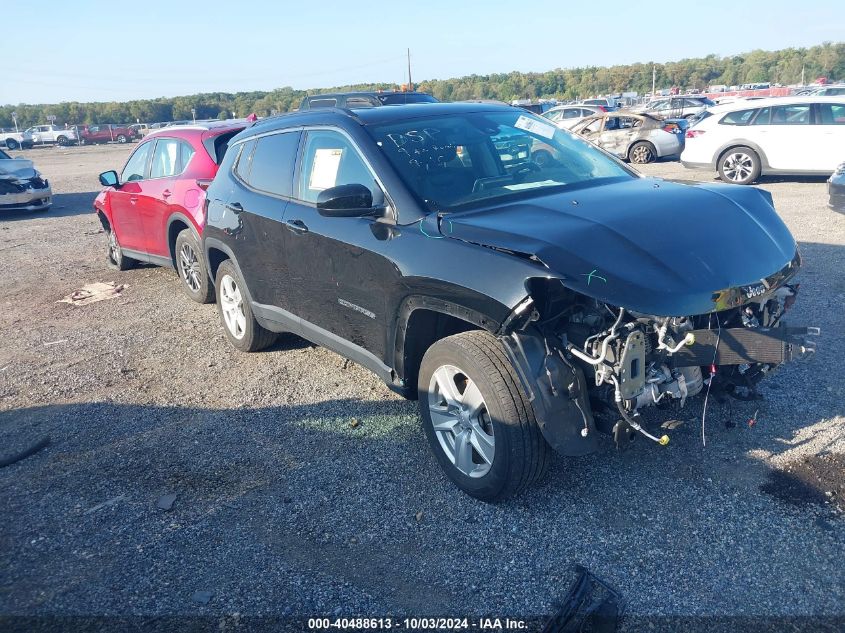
203,103,814,501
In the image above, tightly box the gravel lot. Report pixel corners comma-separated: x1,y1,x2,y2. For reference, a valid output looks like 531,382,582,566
1,144,844,631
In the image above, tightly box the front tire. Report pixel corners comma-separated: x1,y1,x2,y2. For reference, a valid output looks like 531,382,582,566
175,229,213,303
116,134,128,144
418,331,550,502
106,229,136,271
214,260,277,352
718,146,761,185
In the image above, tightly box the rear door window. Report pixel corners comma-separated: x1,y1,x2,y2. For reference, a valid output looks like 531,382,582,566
771,104,810,125
150,138,181,178
245,132,301,197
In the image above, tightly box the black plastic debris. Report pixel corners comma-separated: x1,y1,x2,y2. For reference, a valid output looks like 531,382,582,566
156,493,177,511
191,590,214,605
541,564,624,633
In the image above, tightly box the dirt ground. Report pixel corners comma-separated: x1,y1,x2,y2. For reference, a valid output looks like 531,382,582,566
1,143,844,630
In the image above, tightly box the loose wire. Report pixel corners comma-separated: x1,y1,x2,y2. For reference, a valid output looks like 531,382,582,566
700,312,722,447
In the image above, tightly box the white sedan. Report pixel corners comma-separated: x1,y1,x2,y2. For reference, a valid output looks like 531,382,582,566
681,96,845,184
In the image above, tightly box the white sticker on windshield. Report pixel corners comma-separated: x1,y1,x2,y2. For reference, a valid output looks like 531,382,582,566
514,115,556,139
309,148,343,191
503,180,561,191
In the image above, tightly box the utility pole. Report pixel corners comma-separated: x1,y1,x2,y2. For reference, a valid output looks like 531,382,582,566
652,65,656,96
801,64,805,86
407,48,413,91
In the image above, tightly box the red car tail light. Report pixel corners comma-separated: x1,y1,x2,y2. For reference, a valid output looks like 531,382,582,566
196,179,213,191
597,105,607,112
686,130,706,138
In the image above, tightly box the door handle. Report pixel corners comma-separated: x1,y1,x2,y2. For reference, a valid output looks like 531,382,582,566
225,202,244,214
129,196,138,204
162,189,171,198
284,218,309,234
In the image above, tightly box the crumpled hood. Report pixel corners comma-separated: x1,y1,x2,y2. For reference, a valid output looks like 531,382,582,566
442,178,798,316
0,158,37,180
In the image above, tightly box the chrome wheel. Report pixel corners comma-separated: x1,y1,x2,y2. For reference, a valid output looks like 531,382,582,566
722,152,754,182
178,242,202,293
427,364,495,478
219,274,246,340
108,231,121,263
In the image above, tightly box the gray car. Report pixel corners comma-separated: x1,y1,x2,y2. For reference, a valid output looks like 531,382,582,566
635,96,716,120
570,112,683,164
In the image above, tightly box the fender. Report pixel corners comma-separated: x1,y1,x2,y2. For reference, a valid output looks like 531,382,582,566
500,328,598,457
712,139,772,170
393,294,506,383
166,211,202,241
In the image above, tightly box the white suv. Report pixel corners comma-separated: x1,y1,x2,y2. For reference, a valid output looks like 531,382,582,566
681,96,845,184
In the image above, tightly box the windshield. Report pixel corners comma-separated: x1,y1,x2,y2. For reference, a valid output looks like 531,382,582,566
366,110,634,212
378,93,438,105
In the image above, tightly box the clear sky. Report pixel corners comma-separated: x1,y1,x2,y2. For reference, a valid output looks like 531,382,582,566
2,0,843,105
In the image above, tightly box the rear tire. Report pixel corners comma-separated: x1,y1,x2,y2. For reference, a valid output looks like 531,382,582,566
175,229,213,304
214,260,277,352
629,141,656,164
56,136,69,146
418,331,550,502
5,139,19,150
717,146,761,185
106,229,136,271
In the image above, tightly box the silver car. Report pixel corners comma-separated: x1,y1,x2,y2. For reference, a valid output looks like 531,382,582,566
569,112,683,164
543,105,605,129
0,148,52,212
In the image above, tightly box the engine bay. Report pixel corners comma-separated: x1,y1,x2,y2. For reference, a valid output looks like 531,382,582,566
507,277,818,450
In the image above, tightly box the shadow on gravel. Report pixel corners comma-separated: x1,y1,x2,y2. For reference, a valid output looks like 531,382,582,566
0,191,98,222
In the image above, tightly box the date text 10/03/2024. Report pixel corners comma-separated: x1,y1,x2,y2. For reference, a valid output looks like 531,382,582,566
307,617,528,630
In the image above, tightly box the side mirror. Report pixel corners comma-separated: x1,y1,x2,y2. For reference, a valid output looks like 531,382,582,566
99,170,119,187
316,183,378,217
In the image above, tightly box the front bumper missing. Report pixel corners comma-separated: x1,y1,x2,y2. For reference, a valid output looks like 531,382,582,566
0,187,52,211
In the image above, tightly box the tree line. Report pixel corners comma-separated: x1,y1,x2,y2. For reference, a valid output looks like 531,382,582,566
1,42,842,129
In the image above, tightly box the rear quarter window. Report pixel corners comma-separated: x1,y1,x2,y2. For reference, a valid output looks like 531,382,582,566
719,109,756,126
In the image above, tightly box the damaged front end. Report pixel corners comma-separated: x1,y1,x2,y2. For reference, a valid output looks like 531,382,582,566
499,261,818,455
0,160,52,212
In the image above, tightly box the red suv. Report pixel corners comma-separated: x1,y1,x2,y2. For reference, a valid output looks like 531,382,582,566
94,121,246,302
79,124,138,145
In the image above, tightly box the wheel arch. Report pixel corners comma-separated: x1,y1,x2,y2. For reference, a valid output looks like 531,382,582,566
166,213,201,268
394,297,504,398
713,140,770,172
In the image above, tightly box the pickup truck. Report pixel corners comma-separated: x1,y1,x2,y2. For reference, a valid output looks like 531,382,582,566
78,124,137,145
25,124,78,146
0,129,35,150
